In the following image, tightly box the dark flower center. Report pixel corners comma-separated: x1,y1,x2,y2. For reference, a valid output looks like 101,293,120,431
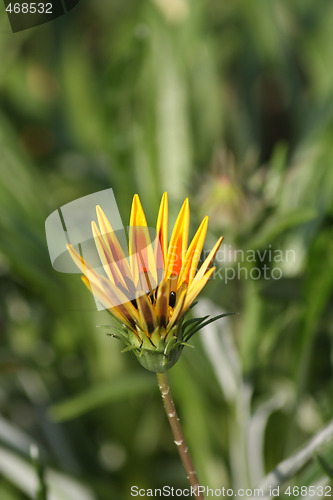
169,291,176,308
130,289,177,310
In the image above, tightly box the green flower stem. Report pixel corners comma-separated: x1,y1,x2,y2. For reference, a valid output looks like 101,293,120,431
156,372,204,500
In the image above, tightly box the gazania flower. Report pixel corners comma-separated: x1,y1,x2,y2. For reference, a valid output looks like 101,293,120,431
67,193,224,372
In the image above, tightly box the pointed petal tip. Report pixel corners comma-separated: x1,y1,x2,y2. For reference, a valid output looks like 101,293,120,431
130,194,142,216
66,243,77,255
206,266,215,277
202,217,209,234
96,204,104,217
96,205,111,234
158,193,168,214
132,193,141,205
177,197,189,213
211,236,224,258
179,197,190,218
91,220,102,241
130,193,148,228
158,192,168,209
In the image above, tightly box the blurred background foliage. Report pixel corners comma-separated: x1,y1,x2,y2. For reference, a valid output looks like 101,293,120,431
0,0,333,498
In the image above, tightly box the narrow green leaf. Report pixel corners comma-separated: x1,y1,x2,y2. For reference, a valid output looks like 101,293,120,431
184,312,237,342
182,315,209,330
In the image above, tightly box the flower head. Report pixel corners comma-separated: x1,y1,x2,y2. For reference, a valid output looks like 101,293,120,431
67,193,223,372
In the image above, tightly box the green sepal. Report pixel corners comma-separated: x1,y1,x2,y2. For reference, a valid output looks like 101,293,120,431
130,326,184,373
102,307,236,373
121,345,138,353
176,341,194,349
105,328,132,345
132,345,184,372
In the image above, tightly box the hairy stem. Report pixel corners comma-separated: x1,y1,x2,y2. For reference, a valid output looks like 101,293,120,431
156,371,204,500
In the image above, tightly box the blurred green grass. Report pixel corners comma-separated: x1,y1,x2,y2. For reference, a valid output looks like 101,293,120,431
0,0,333,498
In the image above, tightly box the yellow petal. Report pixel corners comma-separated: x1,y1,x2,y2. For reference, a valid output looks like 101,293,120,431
100,274,141,325
176,281,188,303
190,236,223,289
81,275,132,328
155,192,168,272
166,198,189,279
179,216,208,287
66,244,104,289
184,267,215,312
130,194,148,228
67,244,140,325
129,194,157,286
167,288,187,330
96,205,133,284
129,195,145,285
91,221,126,288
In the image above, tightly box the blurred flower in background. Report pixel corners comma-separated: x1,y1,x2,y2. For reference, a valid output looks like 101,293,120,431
195,149,263,234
